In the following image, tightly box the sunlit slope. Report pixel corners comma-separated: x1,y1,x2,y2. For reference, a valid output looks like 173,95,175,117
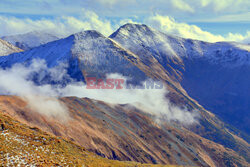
0,109,178,167
0,95,248,166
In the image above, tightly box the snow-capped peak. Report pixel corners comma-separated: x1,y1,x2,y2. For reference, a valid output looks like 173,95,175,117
73,30,105,40
110,23,250,67
110,23,185,62
110,23,154,37
0,30,147,82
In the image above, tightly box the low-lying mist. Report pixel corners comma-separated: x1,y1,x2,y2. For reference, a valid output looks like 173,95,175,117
0,59,199,124
0,60,69,120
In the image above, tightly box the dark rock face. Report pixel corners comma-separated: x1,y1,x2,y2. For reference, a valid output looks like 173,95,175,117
0,123,5,131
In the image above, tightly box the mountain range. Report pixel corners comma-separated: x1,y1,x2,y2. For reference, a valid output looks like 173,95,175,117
1,31,59,50
0,23,249,166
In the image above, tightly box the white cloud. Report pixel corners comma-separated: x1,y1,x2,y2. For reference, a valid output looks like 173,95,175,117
147,14,224,42
225,32,250,44
0,59,69,120
81,9,113,34
62,82,199,125
119,19,138,26
56,72,199,125
0,9,113,37
146,14,250,43
0,59,199,124
0,10,249,44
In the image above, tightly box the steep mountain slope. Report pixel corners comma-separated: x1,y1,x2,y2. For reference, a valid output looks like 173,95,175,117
110,24,250,67
0,30,149,83
0,95,249,167
0,28,249,164
1,31,59,50
110,23,250,135
0,39,22,56
0,109,176,167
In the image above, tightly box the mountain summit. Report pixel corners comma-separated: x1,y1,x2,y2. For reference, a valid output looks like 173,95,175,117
110,23,250,66
0,30,149,82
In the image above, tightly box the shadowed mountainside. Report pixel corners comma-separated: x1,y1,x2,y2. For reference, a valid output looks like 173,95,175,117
110,23,250,135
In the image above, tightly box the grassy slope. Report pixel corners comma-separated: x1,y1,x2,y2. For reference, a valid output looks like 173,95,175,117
0,113,177,167
0,96,248,166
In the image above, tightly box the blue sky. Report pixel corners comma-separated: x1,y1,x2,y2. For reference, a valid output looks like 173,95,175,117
0,0,249,43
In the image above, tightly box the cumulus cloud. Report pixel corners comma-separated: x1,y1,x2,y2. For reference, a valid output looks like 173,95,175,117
0,9,113,37
226,32,250,44
0,8,249,43
146,14,250,43
0,59,199,124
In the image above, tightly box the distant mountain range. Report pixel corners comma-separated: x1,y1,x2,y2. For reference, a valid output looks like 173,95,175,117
1,31,59,50
0,23,249,166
